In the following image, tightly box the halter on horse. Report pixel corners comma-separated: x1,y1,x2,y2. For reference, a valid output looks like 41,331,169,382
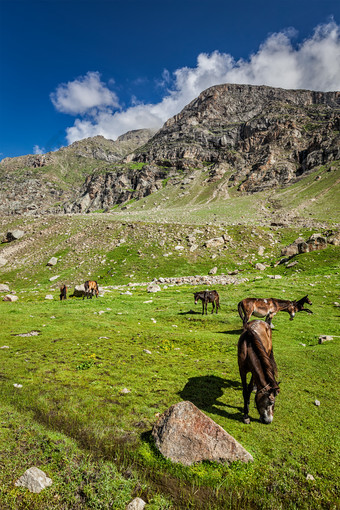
238,320,280,424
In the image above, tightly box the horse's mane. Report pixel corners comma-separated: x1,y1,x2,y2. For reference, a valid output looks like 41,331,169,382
248,329,278,388
271,299,292,310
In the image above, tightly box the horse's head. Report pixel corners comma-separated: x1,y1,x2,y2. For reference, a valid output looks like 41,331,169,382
194,292,200,305
287,301,298,320
304,295,312,306
255,385,280,424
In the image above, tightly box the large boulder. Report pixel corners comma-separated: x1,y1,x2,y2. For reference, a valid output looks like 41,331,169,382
152,401,253,466
0,284,10,292
15,467,52,494
3,230,25,242
71,284,86,297
3,294,18,302
47,257,58,266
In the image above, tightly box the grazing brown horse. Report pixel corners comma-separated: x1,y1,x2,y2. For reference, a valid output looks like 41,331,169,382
238,320,280,424
194,290,220,315
83,280,99,300
238,295,312,328
60,284,67,301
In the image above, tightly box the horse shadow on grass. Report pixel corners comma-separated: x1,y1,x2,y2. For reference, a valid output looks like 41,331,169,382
178,375,244,422
178,309,202,315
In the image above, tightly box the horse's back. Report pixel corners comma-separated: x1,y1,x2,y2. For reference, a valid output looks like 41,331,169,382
246,320,272,353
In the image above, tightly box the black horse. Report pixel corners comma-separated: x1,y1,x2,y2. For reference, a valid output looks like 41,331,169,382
194,290,220,315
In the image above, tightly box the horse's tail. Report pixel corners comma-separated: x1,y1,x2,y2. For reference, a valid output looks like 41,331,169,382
238,301,245,322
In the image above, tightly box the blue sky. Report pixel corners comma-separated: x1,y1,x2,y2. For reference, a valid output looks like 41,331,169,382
1,0,339,160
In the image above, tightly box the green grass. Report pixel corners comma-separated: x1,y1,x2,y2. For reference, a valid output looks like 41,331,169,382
0,237,339,509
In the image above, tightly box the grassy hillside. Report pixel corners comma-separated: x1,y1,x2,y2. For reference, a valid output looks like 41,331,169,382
0,205,339,508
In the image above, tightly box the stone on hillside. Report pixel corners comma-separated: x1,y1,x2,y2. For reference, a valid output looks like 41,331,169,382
328,232,340,246
152,401,253,466
147,284,161,293
3,294,18,302
258,246,265,256
71,284,86,297
208,266,218,275
126,497,146,510
204,237,224,248
255,263,266,271
281,238,304,257
318,335,333,344
306,234,327,251
286,261,298,268
47,257,58,266
189,244,198,252
15,467,52,493
49,275,60,282
45,295,54,300
0,257,7,267
175,245,184,251
0,284,10,292
4,230,25,242
268,275,282,279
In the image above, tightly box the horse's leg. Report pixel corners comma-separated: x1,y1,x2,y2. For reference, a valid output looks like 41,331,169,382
266,313,274,328
202,301,204,315
240,371,251,424
211,301,215,314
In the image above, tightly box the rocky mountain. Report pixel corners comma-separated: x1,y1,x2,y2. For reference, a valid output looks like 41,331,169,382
132,84,340,191
0,129,157,214
1,84,339,215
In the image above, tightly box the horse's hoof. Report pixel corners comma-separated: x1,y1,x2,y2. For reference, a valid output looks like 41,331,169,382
243,417,251,424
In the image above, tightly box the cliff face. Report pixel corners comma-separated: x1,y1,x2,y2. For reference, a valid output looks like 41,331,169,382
133,84,340,192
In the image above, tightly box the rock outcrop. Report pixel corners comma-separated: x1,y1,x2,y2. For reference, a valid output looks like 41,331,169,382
152,401,253,465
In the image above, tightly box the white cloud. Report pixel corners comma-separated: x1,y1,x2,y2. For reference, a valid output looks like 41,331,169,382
51,22,340,145
33,145,45,154
50,71,119,115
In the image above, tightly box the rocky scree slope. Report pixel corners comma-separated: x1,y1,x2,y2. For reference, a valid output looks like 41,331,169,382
65,84,340,213
0,129,156,215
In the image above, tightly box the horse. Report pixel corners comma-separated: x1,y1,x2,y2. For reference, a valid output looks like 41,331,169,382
83,280,99,300
238,320,280,424
194,290,220,315
59,284,67,301
238,295,312,328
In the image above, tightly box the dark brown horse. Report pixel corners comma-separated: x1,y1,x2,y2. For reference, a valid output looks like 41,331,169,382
238,320,280,424
194,290,220,315
238,295,312,328
60,284,67,301
83,280,99,300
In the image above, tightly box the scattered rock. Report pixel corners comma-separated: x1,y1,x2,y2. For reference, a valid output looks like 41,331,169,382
268,275,282,279
13,383,23,388
3,230,25,242
255,263,267,271
49,275,60,282
47,257,58,266
1,345,9,349
152,401,253,466
306,474,315,481
204,237,224,248
0,284,10,292
126,497,146,510
3,295,18,302
15,467,52,493
175,245,184,251
14,330,40,337
70,284,86,297
208,266,218,275
318,335,333,344
0,257,7,267
120,388,131,395
147,284,161,293
45,295,54,300
143,349,152,354
314,400,320,406
258,246,265,256
286,261,298,268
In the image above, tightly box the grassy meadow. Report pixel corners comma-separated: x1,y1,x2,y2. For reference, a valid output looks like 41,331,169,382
0,214,339,509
